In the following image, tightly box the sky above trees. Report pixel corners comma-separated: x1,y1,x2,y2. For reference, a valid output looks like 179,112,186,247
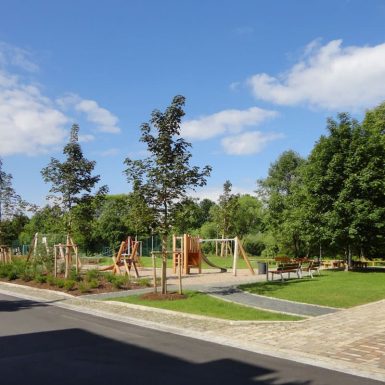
2,0,385,205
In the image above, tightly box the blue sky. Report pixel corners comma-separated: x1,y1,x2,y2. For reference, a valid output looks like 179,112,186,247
2,0,385,206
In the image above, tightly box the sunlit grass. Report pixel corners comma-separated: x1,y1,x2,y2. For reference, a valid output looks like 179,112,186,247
240,270,385,308
111,291,302,321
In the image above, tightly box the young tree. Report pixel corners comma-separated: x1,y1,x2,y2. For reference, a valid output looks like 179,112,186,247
0,159,34,244
124,95,211,293
210,180,239,240
41,124,108,235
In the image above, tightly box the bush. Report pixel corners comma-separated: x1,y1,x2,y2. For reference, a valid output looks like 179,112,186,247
85,269,100,282
78,282,90,293
111,275,129,289
35,274,47,284
64,280,76,291
0,263,13,278
135,277,151,287
55,278,65,288
243,233,270,256
69,268,82,282
46,275,56,286
88,279,99,289
7,270,18,281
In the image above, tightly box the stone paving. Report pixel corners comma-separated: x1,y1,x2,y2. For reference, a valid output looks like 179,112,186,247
1,273,385,382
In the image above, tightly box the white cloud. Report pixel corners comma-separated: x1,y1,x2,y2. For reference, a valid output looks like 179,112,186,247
248,39,385,110
58,94,121,133
0,72,68,156
76,99,121,133
181,107,278,140
0,42,39,72
221,131,284,155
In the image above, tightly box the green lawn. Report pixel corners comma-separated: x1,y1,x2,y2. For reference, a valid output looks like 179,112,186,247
110,291,302,321
240,270,385,308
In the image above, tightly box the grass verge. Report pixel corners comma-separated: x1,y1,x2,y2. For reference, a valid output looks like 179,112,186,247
110,291,302,321
240,270,385,308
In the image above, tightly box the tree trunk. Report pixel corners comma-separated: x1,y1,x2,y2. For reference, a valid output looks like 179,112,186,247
161,234,167,294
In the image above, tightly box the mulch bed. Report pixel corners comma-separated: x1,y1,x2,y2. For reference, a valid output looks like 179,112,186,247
0,277,146,296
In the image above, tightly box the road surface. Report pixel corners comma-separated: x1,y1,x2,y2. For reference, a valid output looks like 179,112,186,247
0,293,381,385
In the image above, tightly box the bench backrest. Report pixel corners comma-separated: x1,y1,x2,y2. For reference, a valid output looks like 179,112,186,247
277,262,300,271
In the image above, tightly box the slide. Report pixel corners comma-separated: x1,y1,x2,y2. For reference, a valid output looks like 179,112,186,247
201,253,227,273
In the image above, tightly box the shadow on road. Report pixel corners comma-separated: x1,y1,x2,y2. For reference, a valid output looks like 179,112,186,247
0,328,310,385
0,299,54,312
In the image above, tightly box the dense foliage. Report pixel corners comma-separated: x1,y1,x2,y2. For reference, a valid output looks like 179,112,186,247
4,101,385,261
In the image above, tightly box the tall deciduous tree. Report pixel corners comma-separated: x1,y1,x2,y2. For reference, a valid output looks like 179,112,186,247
304,114,359,265
41,124,108,234
124,95,211,293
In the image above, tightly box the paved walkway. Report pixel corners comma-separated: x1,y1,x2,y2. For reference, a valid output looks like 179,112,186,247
204,287,339,317
0,280,384,382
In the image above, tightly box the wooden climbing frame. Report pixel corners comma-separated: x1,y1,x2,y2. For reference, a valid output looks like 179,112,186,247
100,237,140,277
0,245,11,264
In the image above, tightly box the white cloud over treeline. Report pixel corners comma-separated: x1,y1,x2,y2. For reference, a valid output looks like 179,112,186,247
248,39,385,110
181,107,281,155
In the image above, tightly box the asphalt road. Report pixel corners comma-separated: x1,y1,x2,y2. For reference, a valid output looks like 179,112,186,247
0,293,381,385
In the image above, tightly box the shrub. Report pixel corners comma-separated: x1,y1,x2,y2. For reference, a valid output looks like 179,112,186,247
86,269,100,282
135,277,151,287
64,280,76,291
78,282,90,294
55,278,65,288
46,275,56,286
69,268,82,282
0,263,13,278
111,275,129,289
7,270,18,281
88,279,99,289
35,274,47,284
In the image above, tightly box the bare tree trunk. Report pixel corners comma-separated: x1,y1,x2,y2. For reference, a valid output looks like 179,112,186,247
161,234,167,294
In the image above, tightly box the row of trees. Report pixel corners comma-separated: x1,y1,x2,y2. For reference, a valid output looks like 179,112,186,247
2,97,385,260
259,104,385,260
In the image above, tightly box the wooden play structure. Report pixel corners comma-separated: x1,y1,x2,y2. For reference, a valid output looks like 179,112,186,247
100,236,140,277
173,234,202,275
26,233,81,278
172,234,255,276
53,235,81,278
0,245,11,264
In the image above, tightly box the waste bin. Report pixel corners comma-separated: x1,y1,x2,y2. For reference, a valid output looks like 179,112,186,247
257,262,268,275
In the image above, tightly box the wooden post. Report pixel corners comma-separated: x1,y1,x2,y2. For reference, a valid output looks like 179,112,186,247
152,252,157,294
178,252,182,295
172,235,177,274
54,245,57,277
161,255,167,294
237,237,255,275
232,237,238,276
183,233,189,275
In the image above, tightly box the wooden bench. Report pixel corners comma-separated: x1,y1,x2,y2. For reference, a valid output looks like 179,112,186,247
268,262,301,281
300,260,321,278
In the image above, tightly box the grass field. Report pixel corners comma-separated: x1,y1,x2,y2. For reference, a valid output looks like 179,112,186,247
240,270,385,308
111,291,302,321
